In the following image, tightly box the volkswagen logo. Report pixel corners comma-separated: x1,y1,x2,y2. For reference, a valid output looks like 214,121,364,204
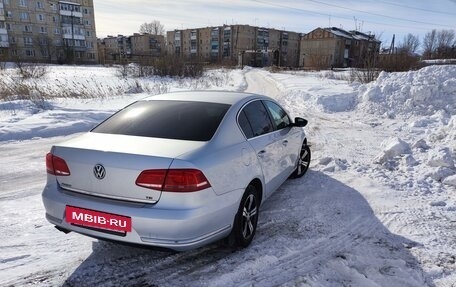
93,164,106,180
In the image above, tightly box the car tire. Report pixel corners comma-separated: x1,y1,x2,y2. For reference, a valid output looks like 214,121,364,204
290,143,311,178
227,185,260,248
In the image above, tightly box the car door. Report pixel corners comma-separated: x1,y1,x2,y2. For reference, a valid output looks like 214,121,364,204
238,100,284,198
263,100,302,181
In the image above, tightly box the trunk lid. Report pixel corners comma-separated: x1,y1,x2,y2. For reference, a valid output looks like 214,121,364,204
52,132,205,203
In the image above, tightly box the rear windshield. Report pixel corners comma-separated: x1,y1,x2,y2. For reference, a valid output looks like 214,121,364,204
92,100,230,141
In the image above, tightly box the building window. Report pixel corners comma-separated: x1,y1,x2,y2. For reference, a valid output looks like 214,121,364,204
86,31,90,37
0,22,4,29
60,3,80,12
84,19,90,25
25,49,35,57
9,36,15,43
37,14,45,21
86,41,93,48
23,25,32,32
36,1,43,8
23,37,33,45
50,3,57,10
40,26,47,33
83,8,89,14
39,37,48,45
4,0,10,5
20,12,29,20
87,53,95,59
11,50,17,56
19,0,27,7
6,11,12,18
54,28,60,34
6,23,11,30
54,39,62,46
62,27,71,34
52,16,57,23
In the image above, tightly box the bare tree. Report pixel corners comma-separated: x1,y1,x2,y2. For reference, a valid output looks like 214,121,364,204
398,34,420,55
139,21,165,35
35,35,58,63
423,29,437,59
436,29,456,58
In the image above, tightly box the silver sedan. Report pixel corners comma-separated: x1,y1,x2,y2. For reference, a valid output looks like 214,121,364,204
42,91,311,251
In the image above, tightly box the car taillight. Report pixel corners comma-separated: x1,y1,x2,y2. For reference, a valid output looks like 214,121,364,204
46,153,71,176
136,169,211,192
135,169,167,190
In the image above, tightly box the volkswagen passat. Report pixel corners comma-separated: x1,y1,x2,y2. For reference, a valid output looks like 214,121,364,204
42,91,311,251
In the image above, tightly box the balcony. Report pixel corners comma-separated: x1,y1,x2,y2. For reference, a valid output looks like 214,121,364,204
73,46,87,51
0,28,7,34
63,33,85,40
59,10,82,18
0,33,9,48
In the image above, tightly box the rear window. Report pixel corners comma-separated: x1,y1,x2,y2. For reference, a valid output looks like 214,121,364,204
92,100,230,141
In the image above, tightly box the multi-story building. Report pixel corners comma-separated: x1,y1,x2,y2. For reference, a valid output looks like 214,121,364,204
299,27,381,69
0,0,97,63
99,33,164,64
167,24,301,67
130,33,164,62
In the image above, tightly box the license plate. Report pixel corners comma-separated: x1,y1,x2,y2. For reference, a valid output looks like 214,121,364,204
65,206,131,233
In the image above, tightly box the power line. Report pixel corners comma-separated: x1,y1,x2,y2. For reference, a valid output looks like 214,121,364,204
250,0,441,31
374,0,456,17
305,0,454,28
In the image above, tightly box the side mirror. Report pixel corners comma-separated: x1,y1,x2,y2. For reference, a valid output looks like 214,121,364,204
293,117,308,127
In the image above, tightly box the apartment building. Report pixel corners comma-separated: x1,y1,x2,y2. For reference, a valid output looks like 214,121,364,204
0,0,97,63
167,24,301,67
99,33,164,64
300,27,381,69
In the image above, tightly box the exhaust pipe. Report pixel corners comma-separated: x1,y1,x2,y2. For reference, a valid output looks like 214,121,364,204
55,225,71,234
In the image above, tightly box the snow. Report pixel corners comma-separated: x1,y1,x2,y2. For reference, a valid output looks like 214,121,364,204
358,65,456,117
1,64,456,286
374,137,411,165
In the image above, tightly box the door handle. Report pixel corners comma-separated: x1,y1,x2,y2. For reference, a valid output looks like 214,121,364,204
257,150,266,158
282,140,289,146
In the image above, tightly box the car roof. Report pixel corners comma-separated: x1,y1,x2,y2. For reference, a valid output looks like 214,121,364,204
142,91,268,105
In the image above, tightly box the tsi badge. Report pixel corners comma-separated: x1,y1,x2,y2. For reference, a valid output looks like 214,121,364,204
93,164,106,180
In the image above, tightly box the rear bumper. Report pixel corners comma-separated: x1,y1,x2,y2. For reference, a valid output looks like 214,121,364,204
42,180,243,251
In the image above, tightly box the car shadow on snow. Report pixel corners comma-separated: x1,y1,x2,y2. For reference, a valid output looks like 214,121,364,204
62,170,433,287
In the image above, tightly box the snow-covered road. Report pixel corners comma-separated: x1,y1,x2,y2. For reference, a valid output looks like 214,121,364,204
1,66,455,286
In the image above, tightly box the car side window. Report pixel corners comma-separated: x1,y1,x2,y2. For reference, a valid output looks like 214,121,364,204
238,110,254,139
241,101,274,138
263,101,291,130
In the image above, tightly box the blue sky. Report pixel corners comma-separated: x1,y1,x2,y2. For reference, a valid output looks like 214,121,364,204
94,0,456,49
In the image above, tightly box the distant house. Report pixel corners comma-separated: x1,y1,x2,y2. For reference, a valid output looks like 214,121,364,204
299,27,381,69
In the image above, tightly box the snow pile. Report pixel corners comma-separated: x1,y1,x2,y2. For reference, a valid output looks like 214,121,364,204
358,65,456,116
375,137,411,165
265,70,359,113
315,92,358,113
